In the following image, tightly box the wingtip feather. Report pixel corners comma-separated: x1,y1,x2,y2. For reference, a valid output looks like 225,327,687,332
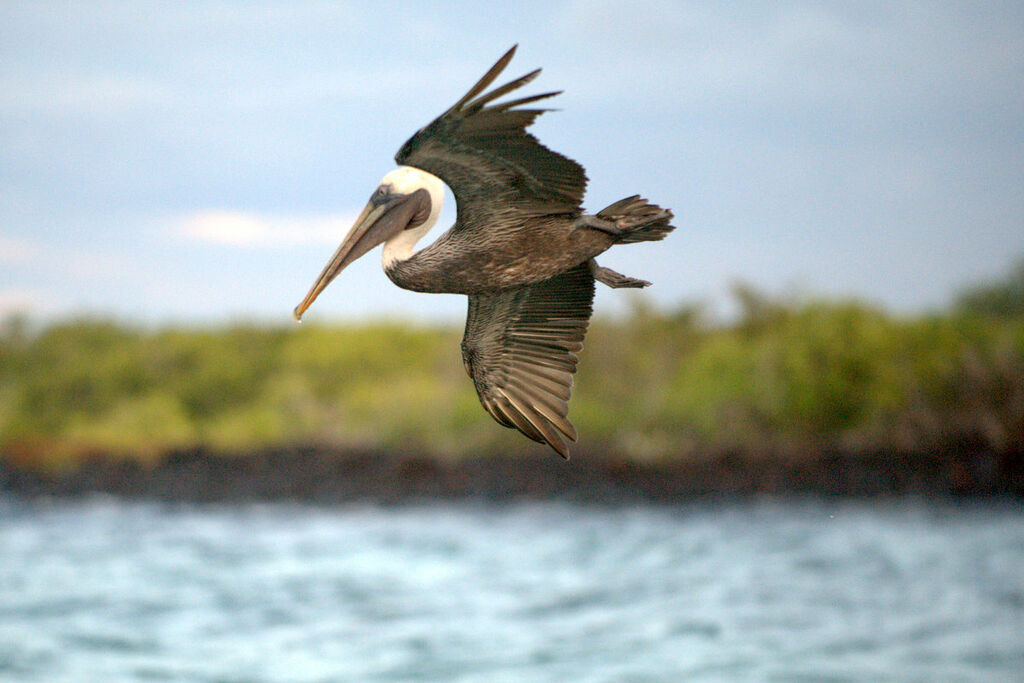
449,45,520,113
497,387,571,459
466,68,543,111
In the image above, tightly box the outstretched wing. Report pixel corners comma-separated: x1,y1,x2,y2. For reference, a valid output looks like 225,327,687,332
461,262,595,458
395,45,587,230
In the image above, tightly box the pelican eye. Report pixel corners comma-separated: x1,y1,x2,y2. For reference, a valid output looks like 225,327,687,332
371,186,391,205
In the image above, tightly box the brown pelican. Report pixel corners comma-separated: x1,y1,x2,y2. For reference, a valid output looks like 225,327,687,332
294,46,675,458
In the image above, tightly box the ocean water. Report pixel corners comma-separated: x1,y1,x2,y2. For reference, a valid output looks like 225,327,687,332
0,497,1021,682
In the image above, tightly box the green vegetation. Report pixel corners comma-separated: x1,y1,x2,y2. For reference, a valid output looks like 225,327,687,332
2,286,1022,471
956,257,1024,317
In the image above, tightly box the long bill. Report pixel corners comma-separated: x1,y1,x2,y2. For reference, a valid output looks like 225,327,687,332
293,197,403,321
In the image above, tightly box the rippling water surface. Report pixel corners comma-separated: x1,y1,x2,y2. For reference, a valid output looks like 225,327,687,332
1,497,1021,682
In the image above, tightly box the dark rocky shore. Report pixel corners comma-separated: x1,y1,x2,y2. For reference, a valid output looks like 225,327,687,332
2,444,1022,503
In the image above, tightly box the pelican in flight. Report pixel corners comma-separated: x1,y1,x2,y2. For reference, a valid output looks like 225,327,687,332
294,46,675,458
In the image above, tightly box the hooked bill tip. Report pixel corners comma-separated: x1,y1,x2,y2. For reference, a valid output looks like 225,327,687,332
292,307,304,323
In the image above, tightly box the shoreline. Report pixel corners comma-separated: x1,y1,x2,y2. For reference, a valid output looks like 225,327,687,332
3,446,1021,503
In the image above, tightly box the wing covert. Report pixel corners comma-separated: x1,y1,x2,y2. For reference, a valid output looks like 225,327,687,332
395,45,587,228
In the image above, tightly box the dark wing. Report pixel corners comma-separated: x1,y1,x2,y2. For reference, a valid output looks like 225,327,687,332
395,45,587,230
461,262,595,458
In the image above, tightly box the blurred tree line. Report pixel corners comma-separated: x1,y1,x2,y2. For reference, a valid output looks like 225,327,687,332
955,257,1024,317
2,264,1022,470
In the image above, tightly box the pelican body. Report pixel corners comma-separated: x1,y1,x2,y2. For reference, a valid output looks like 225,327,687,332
295,46,675,458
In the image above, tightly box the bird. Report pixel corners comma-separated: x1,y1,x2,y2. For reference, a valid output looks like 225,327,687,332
293,45,675,458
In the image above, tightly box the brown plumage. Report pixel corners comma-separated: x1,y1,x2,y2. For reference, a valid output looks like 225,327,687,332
294,45,675,458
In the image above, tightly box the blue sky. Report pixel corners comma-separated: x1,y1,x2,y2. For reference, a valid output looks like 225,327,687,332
2,1,1022,323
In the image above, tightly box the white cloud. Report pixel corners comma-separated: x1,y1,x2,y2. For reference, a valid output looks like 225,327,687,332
175,210,356,248
0,235,40,265
0,288,49,316
2,231,148,284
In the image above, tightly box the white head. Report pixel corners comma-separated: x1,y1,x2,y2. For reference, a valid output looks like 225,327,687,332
293,166,445,320
378,167,445,267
